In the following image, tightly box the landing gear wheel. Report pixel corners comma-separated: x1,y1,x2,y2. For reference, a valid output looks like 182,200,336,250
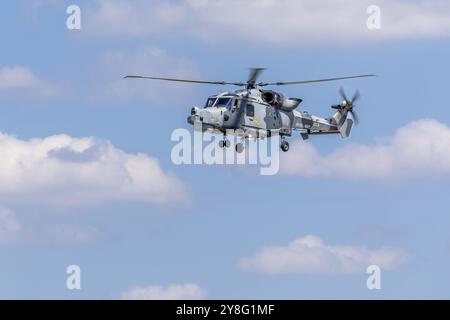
235,143,244,153
281,140,290,152
219,139,230,148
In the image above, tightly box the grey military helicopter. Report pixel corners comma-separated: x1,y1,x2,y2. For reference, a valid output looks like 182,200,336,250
125,68,375,153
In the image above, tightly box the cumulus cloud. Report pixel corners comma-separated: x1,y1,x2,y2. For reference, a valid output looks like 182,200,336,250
0,66,63,98
282,119,450,180
86,0,450,44
0,132,187,205
121,283,206,300
94,46,199,104
238,235,408,274
0,208,22,242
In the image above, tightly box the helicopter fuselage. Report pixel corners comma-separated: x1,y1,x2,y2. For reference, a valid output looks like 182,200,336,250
187,88,342,143
126,68,371,152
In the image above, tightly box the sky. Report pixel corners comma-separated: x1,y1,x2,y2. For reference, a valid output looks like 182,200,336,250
0,0,450,299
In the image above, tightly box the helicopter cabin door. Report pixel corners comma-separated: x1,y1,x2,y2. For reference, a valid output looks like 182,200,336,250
222,98,241,128
244,102,264,129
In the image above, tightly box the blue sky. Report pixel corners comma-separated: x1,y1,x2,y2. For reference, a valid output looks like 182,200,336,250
1,0,450,299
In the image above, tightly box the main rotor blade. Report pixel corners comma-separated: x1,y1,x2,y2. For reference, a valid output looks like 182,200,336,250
124,75,245,86
258,74,376,86
248,68,266,85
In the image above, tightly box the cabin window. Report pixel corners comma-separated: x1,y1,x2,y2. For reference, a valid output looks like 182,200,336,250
246,104,255,117
230,99,239,112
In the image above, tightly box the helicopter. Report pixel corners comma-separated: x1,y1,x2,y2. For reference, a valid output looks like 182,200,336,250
125,68,375,153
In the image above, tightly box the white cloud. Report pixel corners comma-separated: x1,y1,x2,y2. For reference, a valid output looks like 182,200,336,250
0,132,187,205
238,235,408,274
121,283,206,300
282,119,450,180
86,0,450,44
0,208,22,242
0,217,101,245
39,224,101,244
94,46,199,104
0,66,63,98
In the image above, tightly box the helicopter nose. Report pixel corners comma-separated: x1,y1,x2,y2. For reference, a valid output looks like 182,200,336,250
187,107,201,125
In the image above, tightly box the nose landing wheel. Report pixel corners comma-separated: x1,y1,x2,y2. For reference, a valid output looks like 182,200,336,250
235,142,244,153
280,140,290,152
219,140,231,148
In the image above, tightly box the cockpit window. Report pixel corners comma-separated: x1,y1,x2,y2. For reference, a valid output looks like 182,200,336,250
205,97,235,109
205,98,216,108
215,98,232,108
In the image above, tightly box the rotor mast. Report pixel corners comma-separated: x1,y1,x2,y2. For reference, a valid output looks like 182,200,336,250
246,68,267,89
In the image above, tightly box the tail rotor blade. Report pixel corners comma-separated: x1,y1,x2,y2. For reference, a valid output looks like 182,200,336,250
339,87,349,102
351,90,360,104
350,110,360,126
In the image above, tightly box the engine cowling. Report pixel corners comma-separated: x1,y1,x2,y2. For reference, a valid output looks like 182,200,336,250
280,98,302,111
261,90,284,107
261,90,302,111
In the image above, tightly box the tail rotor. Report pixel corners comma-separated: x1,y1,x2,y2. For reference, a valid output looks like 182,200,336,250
337,87,360,126
330,87,362,138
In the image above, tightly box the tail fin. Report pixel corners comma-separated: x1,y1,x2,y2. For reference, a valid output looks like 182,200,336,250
338,118,353,138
